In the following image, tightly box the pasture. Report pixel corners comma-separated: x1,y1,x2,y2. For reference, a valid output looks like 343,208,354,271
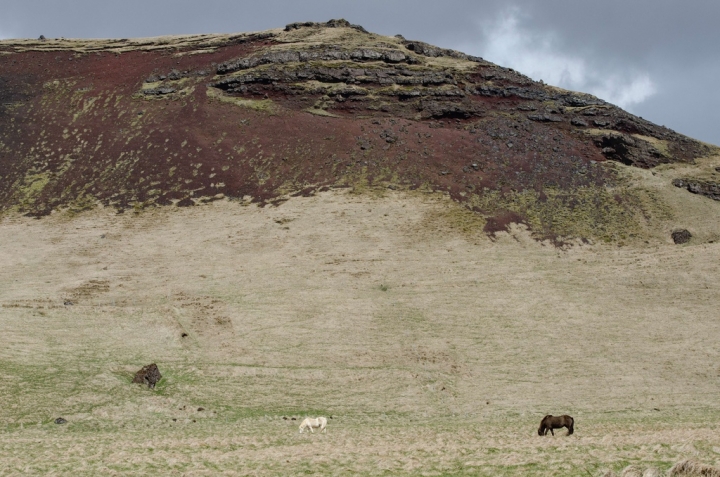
1,186,719,476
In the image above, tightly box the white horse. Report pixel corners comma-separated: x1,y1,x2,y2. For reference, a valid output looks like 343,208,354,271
299,416,327,433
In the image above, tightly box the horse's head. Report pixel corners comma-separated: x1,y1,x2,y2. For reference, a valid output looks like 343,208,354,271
538,415,552,435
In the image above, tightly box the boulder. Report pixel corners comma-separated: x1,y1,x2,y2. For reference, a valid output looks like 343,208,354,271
132,363,162,388
671,229,692,244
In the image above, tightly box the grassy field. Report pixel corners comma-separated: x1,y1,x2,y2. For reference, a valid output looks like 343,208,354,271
1,181,720,475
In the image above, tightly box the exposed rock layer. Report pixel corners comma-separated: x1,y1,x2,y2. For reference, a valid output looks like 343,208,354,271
672,178,720,201
0,20,716,241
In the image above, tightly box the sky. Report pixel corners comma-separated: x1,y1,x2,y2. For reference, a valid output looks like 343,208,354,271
1,0,718,146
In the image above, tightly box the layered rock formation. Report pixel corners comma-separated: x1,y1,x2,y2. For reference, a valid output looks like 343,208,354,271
0,19,716,241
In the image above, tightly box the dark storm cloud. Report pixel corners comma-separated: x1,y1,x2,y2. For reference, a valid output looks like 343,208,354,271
1,1,718,145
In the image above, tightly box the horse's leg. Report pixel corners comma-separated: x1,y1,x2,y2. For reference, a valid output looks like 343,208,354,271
550,428,554,436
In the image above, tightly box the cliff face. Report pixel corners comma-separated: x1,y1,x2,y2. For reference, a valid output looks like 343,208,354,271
0,20,716,242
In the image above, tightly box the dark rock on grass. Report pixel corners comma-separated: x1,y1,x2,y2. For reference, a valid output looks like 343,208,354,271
54,417,67,424
672,178,720,201
672,229,692,244
132,363,162,389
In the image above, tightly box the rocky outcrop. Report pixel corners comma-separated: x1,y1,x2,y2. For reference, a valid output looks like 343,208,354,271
214,65,456,90
142,86,177,96
672,178,720,200
217,48,418,75
284,18,368,33
210,41,713,168
0,20,716,243
401,39,482,62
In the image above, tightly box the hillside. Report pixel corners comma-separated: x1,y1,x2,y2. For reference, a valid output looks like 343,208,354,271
1,19,718,243
1,20,720,477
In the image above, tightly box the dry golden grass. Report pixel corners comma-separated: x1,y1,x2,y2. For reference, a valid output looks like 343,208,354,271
1,185,720,476
0,29,283,54
669,460,720,476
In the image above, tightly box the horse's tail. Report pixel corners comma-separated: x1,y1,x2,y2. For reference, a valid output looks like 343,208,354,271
567,416,574,435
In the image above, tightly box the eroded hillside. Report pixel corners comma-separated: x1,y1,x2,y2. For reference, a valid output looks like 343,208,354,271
1,19,718,243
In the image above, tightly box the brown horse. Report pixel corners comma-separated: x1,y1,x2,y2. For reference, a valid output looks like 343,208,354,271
538,414,574,436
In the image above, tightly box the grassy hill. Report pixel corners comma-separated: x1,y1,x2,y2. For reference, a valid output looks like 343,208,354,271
2,186,720,475
1,20,720,476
